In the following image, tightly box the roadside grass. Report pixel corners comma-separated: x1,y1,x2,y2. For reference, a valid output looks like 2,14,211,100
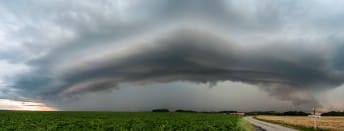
237,118,254,131
254,116,330,131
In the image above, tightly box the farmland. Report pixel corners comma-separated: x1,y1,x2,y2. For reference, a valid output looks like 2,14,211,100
256,115,344,131
0,111,250,130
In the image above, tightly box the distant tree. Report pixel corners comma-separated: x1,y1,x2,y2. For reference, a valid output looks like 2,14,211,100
245,111,282,116
321,111,344,116
152,109,169,112
283,111,310,116
218,111,237,114
175,109,197,113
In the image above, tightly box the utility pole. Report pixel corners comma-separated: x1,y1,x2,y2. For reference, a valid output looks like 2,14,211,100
313,105,317,130
309,104,321,130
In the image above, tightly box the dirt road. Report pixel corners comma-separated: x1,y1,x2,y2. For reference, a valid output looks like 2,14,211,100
244,116,297,131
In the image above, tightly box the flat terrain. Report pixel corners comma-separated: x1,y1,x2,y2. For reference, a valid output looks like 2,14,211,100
0,111,250,130
256,115,344,131
244,116,296,131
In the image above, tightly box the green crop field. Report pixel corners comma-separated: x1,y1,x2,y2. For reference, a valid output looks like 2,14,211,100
0,111,250,131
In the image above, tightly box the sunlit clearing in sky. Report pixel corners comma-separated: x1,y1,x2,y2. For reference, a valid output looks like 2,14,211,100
0,99,55,111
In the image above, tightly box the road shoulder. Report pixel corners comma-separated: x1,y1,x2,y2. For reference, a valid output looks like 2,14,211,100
244,116,297,131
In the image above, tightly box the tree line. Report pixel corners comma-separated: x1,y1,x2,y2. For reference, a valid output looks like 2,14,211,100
152,109,344,116
151,109,237,114
321,111,344,116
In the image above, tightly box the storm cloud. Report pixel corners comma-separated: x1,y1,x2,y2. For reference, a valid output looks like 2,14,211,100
2,0,344,110
12,28,344,107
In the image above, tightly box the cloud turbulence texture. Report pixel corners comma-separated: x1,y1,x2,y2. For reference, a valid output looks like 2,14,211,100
1,0,344,109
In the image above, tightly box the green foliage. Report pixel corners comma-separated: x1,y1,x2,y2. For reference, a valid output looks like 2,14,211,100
321,111,344,116
151,109,169,112
245,111,310,116
236,118,253,131
0,111,247,131
283,111,310,116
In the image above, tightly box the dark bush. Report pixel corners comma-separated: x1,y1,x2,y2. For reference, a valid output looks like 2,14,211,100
245,111,282,116
152,109,169,112
175,109,197,113
283,111,310,116
218,111,237,114
321,111,344,116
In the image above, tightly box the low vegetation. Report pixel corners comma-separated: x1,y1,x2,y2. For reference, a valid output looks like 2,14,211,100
322,111,344,116
0,111,250,130
245,111,310,116
282,111,310,116
151,109,169,112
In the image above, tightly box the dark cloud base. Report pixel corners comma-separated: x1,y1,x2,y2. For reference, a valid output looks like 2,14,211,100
12,29,344,109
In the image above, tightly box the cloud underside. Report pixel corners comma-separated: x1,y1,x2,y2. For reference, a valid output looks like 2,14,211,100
13,29,344,107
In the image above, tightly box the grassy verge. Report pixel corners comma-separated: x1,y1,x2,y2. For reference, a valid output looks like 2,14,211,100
236,118,254,131
253,116,330,131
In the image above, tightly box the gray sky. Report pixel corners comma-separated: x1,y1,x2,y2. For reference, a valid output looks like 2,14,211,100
1,0,344,111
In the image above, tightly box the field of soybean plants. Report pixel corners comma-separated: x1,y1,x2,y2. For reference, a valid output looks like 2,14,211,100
0,111,251,130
